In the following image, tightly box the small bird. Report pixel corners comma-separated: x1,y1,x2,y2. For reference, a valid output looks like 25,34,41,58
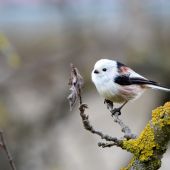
91,59,170,115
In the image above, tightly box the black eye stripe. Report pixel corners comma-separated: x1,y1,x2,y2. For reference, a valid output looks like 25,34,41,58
102,68,107,71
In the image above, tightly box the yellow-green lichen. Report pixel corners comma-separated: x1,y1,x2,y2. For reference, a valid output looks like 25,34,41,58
152,102,170,127
123,123,156,161
121,102,170,170
122,102,170,162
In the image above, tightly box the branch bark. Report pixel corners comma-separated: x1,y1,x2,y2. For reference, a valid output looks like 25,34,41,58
68,64,170,170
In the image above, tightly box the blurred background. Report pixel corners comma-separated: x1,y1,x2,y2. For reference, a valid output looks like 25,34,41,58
0,0,170,170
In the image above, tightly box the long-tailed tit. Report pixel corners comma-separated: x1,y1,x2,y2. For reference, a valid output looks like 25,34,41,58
91,59,170,115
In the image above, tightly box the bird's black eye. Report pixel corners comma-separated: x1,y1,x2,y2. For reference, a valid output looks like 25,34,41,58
102,68,107,72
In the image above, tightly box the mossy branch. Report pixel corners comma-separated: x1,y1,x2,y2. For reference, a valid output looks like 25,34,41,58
68,64,170,170
121,102,170,170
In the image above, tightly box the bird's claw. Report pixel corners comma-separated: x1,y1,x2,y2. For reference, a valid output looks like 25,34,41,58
111,108,121,116
104,99,113,110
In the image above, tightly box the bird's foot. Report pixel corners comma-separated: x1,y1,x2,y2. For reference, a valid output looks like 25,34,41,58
104,99,113,110
111,107,122,116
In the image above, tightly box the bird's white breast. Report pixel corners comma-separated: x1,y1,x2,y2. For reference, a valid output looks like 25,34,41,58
92,74,125,103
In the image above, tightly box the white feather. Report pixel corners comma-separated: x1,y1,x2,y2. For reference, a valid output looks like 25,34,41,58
91,59,170,104
147,85,170,92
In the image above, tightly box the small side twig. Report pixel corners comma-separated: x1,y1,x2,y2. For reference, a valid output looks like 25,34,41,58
0,130,16,170
98,142,118,148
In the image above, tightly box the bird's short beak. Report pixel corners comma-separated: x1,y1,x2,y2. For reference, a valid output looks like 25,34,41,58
94,69,99,74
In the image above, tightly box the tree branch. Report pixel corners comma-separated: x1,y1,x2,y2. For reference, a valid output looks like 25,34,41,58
67,64,170,170
0,130,16,170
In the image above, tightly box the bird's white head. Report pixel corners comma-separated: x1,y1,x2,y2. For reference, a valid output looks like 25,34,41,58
91,59,118,85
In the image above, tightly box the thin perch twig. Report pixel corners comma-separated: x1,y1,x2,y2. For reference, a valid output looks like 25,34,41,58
105,101,136,139
68,64,124,147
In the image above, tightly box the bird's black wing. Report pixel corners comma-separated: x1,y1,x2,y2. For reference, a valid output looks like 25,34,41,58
117,61,127,69
114,75,158,86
